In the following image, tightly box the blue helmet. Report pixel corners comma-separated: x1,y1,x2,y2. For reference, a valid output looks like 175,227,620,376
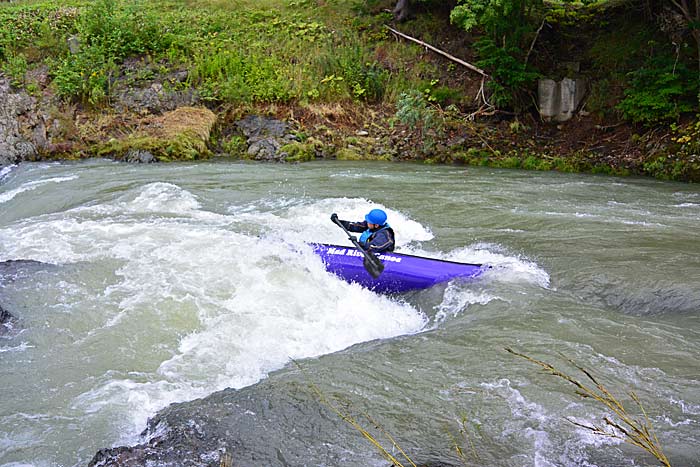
365,208,387,225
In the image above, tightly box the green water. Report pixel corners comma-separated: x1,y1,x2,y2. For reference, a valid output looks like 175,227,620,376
0,160,698,466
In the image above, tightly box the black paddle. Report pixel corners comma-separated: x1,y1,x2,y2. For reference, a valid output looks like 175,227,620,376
331,215,384,279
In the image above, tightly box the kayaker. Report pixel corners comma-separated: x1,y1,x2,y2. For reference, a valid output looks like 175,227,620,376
331,209,395,253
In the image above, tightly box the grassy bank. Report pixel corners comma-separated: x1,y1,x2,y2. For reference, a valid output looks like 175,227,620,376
1,0,698,181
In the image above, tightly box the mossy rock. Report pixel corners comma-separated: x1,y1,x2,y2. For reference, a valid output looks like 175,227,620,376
95,107,217,162
280,141,316,163
335,147,364,160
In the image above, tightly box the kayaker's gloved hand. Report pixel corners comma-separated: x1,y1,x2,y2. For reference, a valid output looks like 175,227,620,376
330,213,338,222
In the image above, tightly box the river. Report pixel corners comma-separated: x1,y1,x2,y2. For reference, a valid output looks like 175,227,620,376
0,160,698,467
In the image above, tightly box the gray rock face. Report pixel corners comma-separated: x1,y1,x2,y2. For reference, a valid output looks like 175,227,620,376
538,78,586,122
113,84,200,114
0,77,38,166
234,115,299,162
235,115,288,140
111,61,199,114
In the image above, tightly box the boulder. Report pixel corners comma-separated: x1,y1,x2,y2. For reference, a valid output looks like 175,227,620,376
234,115,300,162
0,305,15,336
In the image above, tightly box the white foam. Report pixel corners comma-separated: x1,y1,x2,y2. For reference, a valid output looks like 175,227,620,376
0,342,32,353
670,397,700,416
481,379,621,467
433,283,495,325
0,175,78,204
0,164,16,181
0,185,429,441
227,197,434,248
1,181,552,448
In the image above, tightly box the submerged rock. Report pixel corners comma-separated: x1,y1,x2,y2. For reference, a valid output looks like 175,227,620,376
0,259,52,279
0,305,15,336
88,376,459,467
0,259,55,336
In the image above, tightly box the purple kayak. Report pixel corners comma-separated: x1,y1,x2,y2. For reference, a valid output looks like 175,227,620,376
311,243,485,293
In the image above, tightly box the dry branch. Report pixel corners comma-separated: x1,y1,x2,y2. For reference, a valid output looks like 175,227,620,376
385,25,489,78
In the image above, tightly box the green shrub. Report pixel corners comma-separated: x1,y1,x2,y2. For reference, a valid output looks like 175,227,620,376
51,46,116,105
190,49,294,103
617,57,699,126
394,90,439,134
474,38,540,110
78,0,170,61
221,136,246,157
2,52,27,86
314,45,389,102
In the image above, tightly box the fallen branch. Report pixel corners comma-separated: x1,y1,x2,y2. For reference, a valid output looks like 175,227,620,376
385,25,489,78
525,18,546,65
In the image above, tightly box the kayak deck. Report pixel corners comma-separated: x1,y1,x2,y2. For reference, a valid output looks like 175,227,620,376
311,243,484,293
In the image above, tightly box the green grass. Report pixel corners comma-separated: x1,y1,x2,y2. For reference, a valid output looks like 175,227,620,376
0,0,430,107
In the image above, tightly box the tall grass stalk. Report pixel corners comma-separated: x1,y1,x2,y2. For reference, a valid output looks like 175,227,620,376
444,415,481,467
505,348,671,467
294,361,417,467
308,382,417,467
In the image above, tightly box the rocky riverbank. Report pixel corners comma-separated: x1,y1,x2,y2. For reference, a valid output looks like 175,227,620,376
1,70,696,181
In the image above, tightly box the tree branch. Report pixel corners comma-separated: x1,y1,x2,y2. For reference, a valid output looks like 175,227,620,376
525,18,547,65
385,25,489,77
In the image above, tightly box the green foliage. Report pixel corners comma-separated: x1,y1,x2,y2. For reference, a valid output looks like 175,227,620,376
474,38,540,109
78,0,171,61
280,141,316,162
2,52,28,86
51,46,117,105
314,45,389,102
450,0,543,46
190,49,294,103
0,3,79,60
643,118,700,182
394,90,438,133
221,135,246,157
44,0,174,105
617,57,699,126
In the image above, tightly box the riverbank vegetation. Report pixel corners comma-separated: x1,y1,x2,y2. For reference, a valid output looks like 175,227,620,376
1,0,698,180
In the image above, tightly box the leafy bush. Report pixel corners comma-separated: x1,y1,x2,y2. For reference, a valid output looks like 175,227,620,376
46,0,174,104
78,0,170,61
0,4,79,60
394,90,438,133
314,45,389,102
474,38,540,110
451,0,543,47
2,52,28,86
617,57,699,126
189,50,294,103
52,48,116,105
